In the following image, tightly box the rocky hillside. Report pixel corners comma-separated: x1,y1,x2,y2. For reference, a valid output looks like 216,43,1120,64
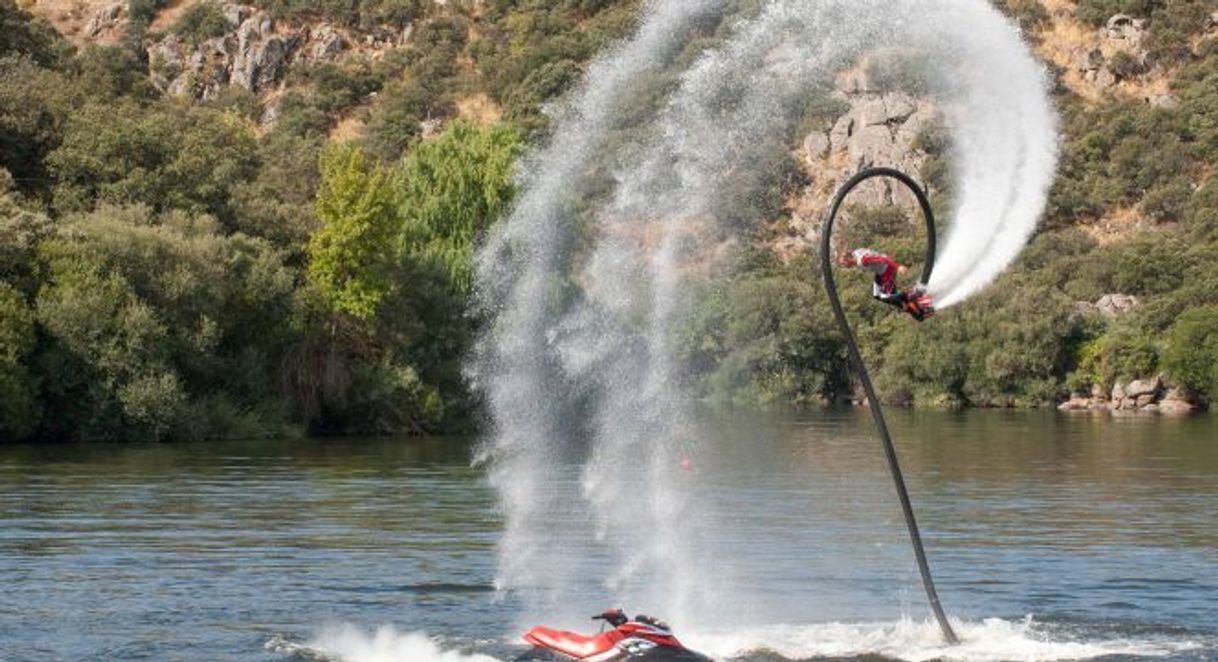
146,4,349,102
3,0,1216,445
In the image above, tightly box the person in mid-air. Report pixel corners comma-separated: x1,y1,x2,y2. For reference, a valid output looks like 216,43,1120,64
837,248,935,321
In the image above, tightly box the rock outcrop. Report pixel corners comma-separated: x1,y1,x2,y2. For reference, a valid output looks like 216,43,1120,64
1058,375,1203,414
27,0,127,45
147,3,358,103
84,2,125,40
1068,14,1153,91
811,69,934,202
780,65,937,255
1075,293,1140,318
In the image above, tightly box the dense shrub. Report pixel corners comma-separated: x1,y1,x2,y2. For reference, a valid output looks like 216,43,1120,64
1185,177,1218,239
0,55,76,193
1162,306,1218,399
170,0,229,47
47,101,258,223
1071,322,1159,391
0,0,69,66
363,18,467,160
0,281,37,440
33,206,298,441
1076,0,1158,26
996,0,1051,32
298,59,383,114
678,263,848,407
4,0,1218,441
251,0,420,28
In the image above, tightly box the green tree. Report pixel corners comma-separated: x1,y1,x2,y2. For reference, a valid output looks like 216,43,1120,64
396,120,522,293
0,0,70,66
1163,306,1218,399
34,205,298,441
0,282,36,440
36,258,185,441
48,101,257,221
308,142,399,321
0,55,76,192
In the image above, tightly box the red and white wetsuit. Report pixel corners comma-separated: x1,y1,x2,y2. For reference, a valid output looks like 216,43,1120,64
852,248,903,301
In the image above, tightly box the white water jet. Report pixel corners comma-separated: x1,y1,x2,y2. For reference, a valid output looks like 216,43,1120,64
474,0,1057,628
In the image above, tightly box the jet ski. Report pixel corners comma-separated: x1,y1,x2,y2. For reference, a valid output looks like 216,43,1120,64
516,609,711,661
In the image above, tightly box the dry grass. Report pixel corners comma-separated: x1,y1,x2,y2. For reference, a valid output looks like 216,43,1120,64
1036,10,1104,101
149,0,193,32
455,93,502,125
28,0,124,44
329,114,365,140
1081,206,1151,244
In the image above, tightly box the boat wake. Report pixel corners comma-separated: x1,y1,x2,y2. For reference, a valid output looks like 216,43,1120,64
268,616,1203,662
688,616,1203,662
266,626,499,662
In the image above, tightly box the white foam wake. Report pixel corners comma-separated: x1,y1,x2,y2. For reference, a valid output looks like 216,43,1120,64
266,626,501,662
688,617,1200,662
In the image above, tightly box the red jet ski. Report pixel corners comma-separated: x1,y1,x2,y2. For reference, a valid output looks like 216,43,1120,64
516,609,711,662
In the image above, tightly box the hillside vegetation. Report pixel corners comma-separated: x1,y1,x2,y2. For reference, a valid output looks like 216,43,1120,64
1,0,1216,442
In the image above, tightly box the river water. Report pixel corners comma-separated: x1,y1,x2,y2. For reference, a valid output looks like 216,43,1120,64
1,410,1214,661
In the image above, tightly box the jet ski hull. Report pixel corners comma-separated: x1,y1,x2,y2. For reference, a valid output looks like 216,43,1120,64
514,648,711,662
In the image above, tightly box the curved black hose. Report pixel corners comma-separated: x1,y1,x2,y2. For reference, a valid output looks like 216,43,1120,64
818,167,958,644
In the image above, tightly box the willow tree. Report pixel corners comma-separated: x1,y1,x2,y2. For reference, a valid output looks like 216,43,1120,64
395,120,522,294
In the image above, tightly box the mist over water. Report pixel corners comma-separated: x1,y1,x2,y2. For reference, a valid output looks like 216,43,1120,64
472,0,1058,630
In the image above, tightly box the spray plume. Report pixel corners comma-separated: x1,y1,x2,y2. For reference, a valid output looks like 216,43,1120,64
472,0,1057,627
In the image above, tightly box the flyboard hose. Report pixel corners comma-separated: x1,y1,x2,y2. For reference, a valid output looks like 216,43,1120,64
819,167,959,644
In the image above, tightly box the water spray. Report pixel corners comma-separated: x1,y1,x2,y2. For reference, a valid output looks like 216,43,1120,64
819,167,957,644
476,0,1055,631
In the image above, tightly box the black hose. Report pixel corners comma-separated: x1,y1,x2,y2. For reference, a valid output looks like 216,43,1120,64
818,167,958,644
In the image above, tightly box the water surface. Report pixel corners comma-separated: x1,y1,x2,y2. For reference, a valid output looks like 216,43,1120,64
0,410,1214,661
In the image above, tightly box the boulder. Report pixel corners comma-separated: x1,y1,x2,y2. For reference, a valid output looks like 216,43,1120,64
223,4,250,27
1070,15,1152,92
1135,394,1155,408
803,131,830,161
1159,399,1196,415
1160,386,1199,415
1105,14,1147,39
1058,396,1091,411
85,2,124,38
809,90,934,206
231,17,275,92
1090,383,1107,401
1141,403,1159,413
305,25,346,62
1148,93,1180,110
1095,293,1140,318
1125,376,1162,398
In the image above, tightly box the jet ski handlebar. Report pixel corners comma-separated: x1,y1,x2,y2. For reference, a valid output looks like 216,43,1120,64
591,609,629,627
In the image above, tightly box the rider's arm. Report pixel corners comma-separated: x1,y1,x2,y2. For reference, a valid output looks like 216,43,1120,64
859,252,903,271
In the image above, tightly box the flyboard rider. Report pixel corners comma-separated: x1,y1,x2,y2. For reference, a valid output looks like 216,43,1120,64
837,248,935,321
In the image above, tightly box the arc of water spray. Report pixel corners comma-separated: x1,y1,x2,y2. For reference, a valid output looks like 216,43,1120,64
476,0,1057,630
819,167,957,644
